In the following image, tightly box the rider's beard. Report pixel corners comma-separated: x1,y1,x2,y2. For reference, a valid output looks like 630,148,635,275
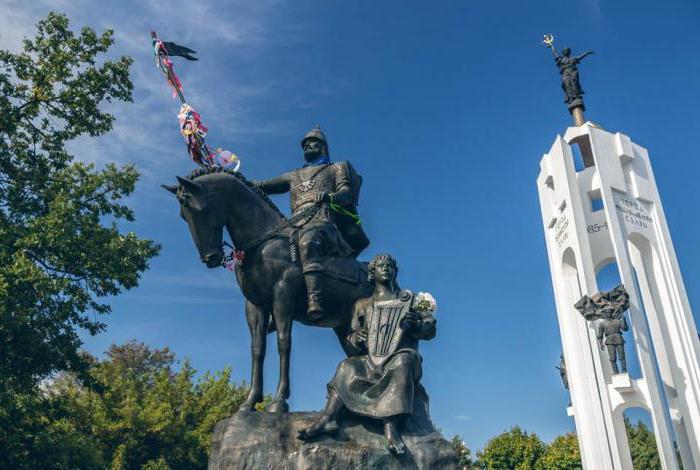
304,148,324,162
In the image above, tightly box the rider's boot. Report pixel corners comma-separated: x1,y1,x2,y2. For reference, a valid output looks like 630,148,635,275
303,266,324,321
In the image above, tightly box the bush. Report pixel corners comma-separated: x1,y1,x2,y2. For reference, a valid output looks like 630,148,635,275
539,433,581,469
476,426,546,470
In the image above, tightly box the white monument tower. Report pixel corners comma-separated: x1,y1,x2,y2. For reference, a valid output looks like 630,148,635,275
537,36,700,470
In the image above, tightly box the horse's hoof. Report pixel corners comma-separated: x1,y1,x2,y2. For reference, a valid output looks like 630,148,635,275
267,400,289,413
241,400,256,411
241,394,262,411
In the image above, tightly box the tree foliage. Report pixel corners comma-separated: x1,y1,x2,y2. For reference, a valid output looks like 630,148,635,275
0,12,160,468
476,426,546,470
462,421,663,469
0,12,159,393
451,434,474,469
539,432,581,469
4,341,254,470
625,417,662,470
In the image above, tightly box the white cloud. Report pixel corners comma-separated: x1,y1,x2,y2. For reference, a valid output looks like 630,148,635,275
1,0,295,177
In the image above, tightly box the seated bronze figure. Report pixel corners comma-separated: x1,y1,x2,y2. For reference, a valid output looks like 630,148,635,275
298,253,437,455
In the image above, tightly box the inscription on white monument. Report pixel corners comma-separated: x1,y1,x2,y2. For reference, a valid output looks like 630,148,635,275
587,221,608,234
554,214,570,248
615,197,652,230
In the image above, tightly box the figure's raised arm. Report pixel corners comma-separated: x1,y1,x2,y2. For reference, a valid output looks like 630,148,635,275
255,173,291,195
543,34,559,58
549,45,560,59
574,50,595,62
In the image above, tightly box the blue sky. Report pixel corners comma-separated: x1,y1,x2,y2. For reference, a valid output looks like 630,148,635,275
5,0,700,451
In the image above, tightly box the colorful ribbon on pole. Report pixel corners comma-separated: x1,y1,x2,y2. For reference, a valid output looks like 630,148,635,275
151,31,240,171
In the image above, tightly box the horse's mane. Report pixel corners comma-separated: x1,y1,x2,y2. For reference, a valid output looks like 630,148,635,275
188,166,286,220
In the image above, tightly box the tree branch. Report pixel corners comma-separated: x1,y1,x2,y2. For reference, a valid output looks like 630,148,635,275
22,249,86,282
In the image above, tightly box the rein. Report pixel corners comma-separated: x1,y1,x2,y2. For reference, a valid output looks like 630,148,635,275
217,163,361,268
221,204,322,266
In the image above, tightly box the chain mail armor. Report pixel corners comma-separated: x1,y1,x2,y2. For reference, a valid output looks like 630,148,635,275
256,161,359,318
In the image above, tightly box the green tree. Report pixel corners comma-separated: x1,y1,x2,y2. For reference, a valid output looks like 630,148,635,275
0,12,159,392
539,432,581,469
451,435,474,469
625,417,661,470
45,341,254,469
0,12,159,467
476,426,546,470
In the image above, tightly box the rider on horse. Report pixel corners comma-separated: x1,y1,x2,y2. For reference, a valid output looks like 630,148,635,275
255,126,369,320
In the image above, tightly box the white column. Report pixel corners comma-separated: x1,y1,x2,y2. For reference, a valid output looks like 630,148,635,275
537,123,700,470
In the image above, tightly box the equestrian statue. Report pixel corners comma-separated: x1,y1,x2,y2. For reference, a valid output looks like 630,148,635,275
155,41,453,466
162,126,371,413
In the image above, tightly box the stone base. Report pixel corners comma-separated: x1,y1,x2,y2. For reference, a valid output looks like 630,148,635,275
611,372,633,392
209,410,459,470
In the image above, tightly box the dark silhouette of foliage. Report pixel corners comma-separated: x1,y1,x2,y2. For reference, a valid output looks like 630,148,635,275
0,13,159,467
0,11,159,394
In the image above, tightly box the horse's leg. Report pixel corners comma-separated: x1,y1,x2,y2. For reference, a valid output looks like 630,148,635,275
268,271,298,413
242,300,269,410
333,325,354,357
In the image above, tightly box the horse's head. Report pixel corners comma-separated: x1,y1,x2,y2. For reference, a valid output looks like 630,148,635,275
164,169,287,269
163,175,227,268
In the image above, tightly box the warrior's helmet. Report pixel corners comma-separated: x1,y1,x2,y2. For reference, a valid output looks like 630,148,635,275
301,125,329,156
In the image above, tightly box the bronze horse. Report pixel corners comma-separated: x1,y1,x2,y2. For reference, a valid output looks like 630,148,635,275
163,168,371,412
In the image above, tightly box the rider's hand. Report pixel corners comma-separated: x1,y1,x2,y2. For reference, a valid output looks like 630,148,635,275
315,191,330,204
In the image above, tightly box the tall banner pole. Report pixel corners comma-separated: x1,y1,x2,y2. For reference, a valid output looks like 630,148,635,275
150,31,240,171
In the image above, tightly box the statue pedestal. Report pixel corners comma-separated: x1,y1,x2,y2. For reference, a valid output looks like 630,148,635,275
209,410,459,470
611,373,633,393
